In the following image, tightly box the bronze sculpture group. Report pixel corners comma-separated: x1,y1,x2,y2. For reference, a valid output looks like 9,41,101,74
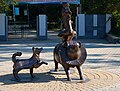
54,2,87,81
12,2,87,81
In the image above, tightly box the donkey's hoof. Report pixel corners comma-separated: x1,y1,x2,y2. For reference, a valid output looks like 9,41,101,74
80,77,84,80
67,78,72,81
54,69,59,72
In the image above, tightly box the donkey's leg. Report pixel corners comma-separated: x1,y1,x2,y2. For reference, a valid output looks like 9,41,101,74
76,66,83,80
30,68,35,78
63,65,71,81
54,60,59,71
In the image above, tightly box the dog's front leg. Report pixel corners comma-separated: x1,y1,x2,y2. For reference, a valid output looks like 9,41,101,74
34,61,48,68
30,68,35,78
41,61,48,65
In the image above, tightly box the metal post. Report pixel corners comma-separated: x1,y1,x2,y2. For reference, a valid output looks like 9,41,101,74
79,4,82,14
27,4,30,27
77,4,79,15
77,4,82,14
13,4,16,35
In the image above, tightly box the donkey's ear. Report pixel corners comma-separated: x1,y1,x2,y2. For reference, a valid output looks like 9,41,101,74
62,42,68,48
77,41,81,48
32,47,35,52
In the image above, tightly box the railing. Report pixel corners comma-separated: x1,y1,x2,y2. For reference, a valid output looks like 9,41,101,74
8,25,36,39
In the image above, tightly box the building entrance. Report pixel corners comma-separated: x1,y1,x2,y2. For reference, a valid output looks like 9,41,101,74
7,0,79,40
7,4,44,40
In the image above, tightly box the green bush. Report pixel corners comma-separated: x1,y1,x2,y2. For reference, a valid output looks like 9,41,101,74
0,0,17,13
110,11,120,37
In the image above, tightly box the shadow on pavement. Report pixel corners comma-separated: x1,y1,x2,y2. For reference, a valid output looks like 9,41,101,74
0,72,56,85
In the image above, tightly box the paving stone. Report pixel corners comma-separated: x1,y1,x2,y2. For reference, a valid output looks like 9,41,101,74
0,39,120,91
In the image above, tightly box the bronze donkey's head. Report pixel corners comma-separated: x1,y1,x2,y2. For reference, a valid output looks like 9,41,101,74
66,41,81,60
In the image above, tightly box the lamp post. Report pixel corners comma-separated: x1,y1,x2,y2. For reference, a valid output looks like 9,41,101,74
11,0,16,35
77,0,82,15
27,4,30,27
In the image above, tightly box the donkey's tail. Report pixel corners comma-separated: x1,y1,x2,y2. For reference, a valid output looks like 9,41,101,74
12,52,22,63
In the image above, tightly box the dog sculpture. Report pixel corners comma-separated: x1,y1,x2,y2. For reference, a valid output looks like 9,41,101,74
54,41,87,81
12,47,48,81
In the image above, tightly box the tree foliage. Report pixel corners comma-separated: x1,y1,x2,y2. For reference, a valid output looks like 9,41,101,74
82,0,120,14
82,0,120,36
0,0,17,13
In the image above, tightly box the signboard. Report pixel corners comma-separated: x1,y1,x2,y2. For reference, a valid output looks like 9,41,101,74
18,0,80,4
15,8,20,15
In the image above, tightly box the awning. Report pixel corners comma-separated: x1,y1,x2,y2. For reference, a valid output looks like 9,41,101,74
18,0,80,4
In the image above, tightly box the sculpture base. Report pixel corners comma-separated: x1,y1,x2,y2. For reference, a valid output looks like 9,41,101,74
61,78,90,83
49,67,75,74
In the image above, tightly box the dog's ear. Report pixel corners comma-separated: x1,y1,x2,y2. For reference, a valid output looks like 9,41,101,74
32,47,35,52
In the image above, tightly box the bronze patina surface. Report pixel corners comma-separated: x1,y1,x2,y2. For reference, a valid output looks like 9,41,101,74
54,2,87,81
12,47,48,81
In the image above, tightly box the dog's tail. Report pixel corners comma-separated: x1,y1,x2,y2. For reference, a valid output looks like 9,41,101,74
12,52,22,63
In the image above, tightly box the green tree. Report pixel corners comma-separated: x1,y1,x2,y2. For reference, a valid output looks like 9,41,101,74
82,0,120,14
0,0,17,13
81,0,120,36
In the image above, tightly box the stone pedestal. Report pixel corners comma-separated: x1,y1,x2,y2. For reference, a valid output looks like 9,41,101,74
37,15,47,40
0,13,7,41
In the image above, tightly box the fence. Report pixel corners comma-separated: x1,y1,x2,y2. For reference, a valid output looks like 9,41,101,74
0,14,111,41
76,14,111,39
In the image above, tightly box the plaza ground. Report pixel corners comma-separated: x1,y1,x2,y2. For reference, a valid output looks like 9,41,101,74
0,35,120,91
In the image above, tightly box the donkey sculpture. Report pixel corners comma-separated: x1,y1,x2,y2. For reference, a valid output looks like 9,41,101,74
54,2,87,81
54,41,87,81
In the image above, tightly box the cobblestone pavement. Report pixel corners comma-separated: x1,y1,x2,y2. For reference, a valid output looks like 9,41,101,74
0,39,120,91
